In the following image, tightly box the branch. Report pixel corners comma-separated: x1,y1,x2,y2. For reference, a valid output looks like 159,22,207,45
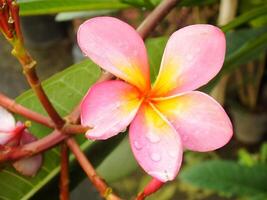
137,0,179,39
0,92,54,128
0,130,66,162
66,138,121,200
60,142,70,200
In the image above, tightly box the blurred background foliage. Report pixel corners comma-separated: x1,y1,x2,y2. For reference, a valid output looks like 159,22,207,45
0,0,267,199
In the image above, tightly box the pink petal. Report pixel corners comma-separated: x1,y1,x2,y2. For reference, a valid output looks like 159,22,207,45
0,106,15,132
0,106,16,145
77,17,150,92
129,103,183,182
151,25,226,97
81,80,142,140
13,130,43,177
153,91,233,152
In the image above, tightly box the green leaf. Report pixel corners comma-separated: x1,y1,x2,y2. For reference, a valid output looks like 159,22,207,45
180,160,267,199
55,10,116,22
146,36,167,82
96,135,138,182
0,60,101,200
18,0,129,16
205,26,267,91
221,4,267,32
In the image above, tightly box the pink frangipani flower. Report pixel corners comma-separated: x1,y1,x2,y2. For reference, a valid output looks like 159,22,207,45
0,106,42,176
0,106,23,145
78,17,233,182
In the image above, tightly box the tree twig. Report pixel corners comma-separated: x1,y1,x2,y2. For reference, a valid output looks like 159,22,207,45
60,142,70,200
66,138,121,200
0,92,54,128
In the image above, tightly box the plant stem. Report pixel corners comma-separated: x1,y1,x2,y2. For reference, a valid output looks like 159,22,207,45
66,138,121,200
136,178,164,200
0,92,54,128
137,0,179,39
60,142,70,200
0,130,65,162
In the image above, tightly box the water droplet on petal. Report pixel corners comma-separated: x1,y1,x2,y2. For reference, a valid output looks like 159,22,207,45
134,141,142,150
150,153,161,162
145,133,160,143
168,151,176,158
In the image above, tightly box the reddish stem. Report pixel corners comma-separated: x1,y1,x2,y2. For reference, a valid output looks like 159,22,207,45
0,130,66,162
60,142,70,200
136,178,164,200
0,92,54,128
66,138,121,200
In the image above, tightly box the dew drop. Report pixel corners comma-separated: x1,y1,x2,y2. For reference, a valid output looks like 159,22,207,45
168,151,176,158
134,141,142,150
150,153,161,162
145,133,160,143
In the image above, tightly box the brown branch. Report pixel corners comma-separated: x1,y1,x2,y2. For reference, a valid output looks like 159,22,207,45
60,142,70,200
0,130,66,162
66,138,121,200
20,59,65,128
137,0,179,39
0,92,54,128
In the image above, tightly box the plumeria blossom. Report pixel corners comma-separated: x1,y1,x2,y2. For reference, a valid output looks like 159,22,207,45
0,106,42,176
78,17,233,182
0,106,23,145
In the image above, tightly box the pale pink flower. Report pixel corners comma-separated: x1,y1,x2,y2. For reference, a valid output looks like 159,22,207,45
78,17,233,182
0,106,42,176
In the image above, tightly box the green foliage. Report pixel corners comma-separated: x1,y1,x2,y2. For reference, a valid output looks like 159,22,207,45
18,0,129,16
180,160,267,199
221,4,267,32
146,36,168,82
0,60,100,200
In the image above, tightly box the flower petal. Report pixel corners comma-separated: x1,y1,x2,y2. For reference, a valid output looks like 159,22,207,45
13,130,43,177
0,106,16,145
81,80,142,140
0,106,15,132
129,103,183,182
153,91,233,152
152,25,226,97
77,17,150,92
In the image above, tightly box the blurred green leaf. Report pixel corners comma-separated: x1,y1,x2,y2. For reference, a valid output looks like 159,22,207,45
150,0,218,7
96,136,138,182
55,10,116,22
18,0,129,16
146,37,167,82
222,4,267,32
180,160,267,199
205,26,267,91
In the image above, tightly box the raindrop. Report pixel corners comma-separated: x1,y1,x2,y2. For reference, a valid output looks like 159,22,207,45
145,133,160,143
150,153,161,162
164,170,170,180
168,151,176,158
134,141,142,150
